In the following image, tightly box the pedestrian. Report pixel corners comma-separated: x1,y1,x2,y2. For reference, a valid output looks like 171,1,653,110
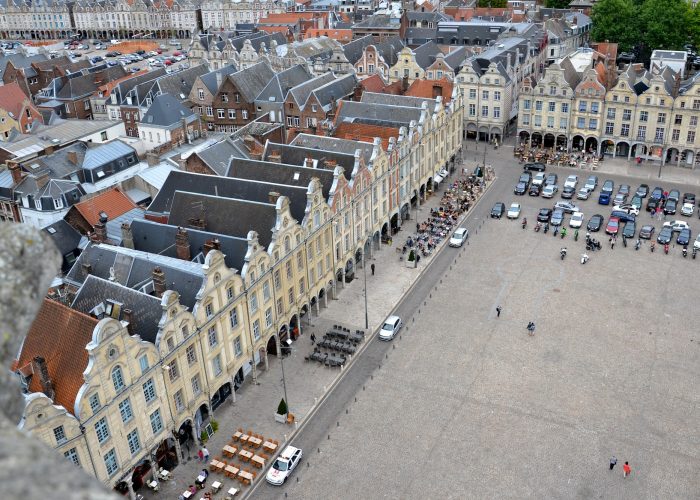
416,254,421,267
496,306,502,317
202,447,209,462
310,333,316,345
197,448,204,462
371,263,375,276
609,456,617,471
623,461,631,477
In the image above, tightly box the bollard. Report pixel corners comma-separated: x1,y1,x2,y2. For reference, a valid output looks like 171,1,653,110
355,397,357,402
284,434,288,441
346,409,349,414
379,364,381,369
337,421,339,427
412,317,415,323
385,353,388,359
393,344,395,349
314,397,317,406
363,385,365,390
307,462,310,468
297,477,299,483
317,448,320,453
328,435,330,440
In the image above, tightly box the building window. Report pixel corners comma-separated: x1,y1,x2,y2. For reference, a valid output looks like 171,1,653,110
535,101,542,111
221,93,228,103
654,128,664,141
228,109,236,119
242,110,248,120
217,109,224,118
523,99,531,110
589,119,598,130
637,126,646,140
522,115,530,125
174,390,184,412
253,319,261,341
288,287,294,304
693,99,700,110
229,307,238,328
639,111,648,122
561,103,569,113
607,108,616,119
64,448,80,467
591,102,599,113
95,417,110,444
494,91,501,101
481,105,488,117
119,398,133,423
167,359,179,381
672,129,680,141
299,277,305,294
126,429,141,455
138,355,149,374
481,90,488,100
198,88,204,100
622,109,631,121
691,116,699,127
149,408,163,435
191,374,201,395
547,116,554,128
276,297,283,315
205,303,213,318
249,292,258,313
559,118,567,129
577,117,585,128
605,122,614,134
620,124,630,137
212,354,222,376
208,326,218,348
578,101,587,112
89,393,101,414
53,425,66,445
273,270,281,290
688,130,696,143
469,89,476,99
265,307,272,328
675,114,682,125
111,366,125,393
103,449,118,477
206,106,213,117
657,113,666,124
166,337,175,352
494,107,500,118
234,336,243,357
548,101,555,112
142,379,156,404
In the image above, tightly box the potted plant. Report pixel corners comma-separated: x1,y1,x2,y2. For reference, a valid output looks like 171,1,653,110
407,249,416,268
274,398,288,423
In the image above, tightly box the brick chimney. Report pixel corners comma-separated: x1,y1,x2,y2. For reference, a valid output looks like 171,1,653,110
93,211,108,243
121,308,133,334
9,163,23,184
35,171,51,189
268,191,280,204
146,152,160,166
152,267,166,298
353,82,363,101
66,150,79,165
33,356,55,401
268,150,282,163
121,222,134,249
402,76,409,93
175,226,191,260
202,238,221,256
304,157,314,168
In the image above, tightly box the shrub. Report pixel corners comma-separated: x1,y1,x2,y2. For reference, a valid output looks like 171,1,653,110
277,398,288,415
210,419,219,433
407,250,415,261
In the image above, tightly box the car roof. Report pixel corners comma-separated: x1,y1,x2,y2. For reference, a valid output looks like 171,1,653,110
385,315,400,323
280,446,301,459
454,227,467,234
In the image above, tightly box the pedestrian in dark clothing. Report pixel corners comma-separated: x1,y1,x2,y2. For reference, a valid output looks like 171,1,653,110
496,306,502,317
371,263,375,275
609,456,617,471
310,333,316,344
416,254,421,266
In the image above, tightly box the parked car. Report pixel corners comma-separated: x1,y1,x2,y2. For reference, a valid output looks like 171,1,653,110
587,214,604,232
266,446,302,485
668,189,680,202
519,172,532,185
561,186,575,199
613,193,628,205
650,186,664,200
537,208,552,222
569,211,584,228
664,199,677,215
605,217,620,235
657,226,673,244
378,316,402,341
622,220,636,238
681,202,695,216
507,203,521,219
618,184,631,196
553,201,580,213
490,202,505,218
545,173,558,186
514,182,527,195
677,227,692,245
601,179,614,195
612,204,640,216
663,220,690,232
532,172,546,186
550,208,565,226
610,210,636,223
542,184,558,198
577,187,592,200
524,162,546,172
584,175,598,192
683,192,695,205
694,233,700,250
630,195,643,210
564,175,578,189
639,225,655,239
646,197,661,212
449,228,469,247
528,184,541,196
598,192,611,205
636,184,649,197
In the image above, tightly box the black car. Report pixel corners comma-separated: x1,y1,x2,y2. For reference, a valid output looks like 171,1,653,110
636,184,649,197
601,179,614,194
610,210,636,223
545,173,558,186
622,220,636,238
524,162,546,172
106,51,118,57
561,186,575,199
677,227,691,245
639,225,655,239
537,208,552,222
668,189,680,202
647,198,661,212
514,182,527,195
528,184,541,196
587,214,604,232
651,187,664,200
683,192,696,205
136,49,146,55
664,199,677,215
491,202,505,218
618,184,631,196
518,172,531,185
657,226,673,244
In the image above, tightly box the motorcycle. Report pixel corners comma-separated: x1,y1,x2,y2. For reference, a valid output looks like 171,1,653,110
534,222,541,232
693,247,697,259
683,246,688,258
574,229,579,241
560,247,567,260
561,228,567,239
544,223,549,234
650,242,655,253
664,243,669,254
581,253,589,264
522,218,527,230
635,239,641,251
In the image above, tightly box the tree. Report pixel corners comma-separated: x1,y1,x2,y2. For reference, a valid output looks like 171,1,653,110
277,398,288,415
590,0,639,52
477,0,507,7
639,0,692,51
545,0,571,7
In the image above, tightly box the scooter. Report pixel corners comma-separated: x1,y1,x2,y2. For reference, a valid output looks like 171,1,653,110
560,247,567,260
664,243,669,254
561,228,567,239
693,247,697,259
682,246,688,258
650,242,655,253
581,253,589,264
534,222,541,232
522,218,527,230
635,239,641,251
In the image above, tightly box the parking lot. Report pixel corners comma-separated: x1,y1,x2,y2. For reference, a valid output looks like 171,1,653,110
258,158,700,499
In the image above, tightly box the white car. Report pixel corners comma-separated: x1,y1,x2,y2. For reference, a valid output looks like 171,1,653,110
507,203,521,219
694,234,700,250
576,187,591,200
379,315,402,341
541,184,558,198
569,211,584,228
663,220,690,232
612,204,640,216
564,175,578,189
532,172,546,186
681,202,695,216
266,446,302,485
110,39,120,45
449,227,469,247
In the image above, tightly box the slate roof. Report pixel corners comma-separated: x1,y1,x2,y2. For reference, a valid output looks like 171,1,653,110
336,101,423,127
39,66,127,101
229,61,276,103
72,275,162,343
0,53,47,80
66,243,204,309
372,37,405,66
353,14,401,29
413,41,443,69
43,219,82,256
130,218,250,271
141,93,196,128
262,142,357,180
148,169,308,223
0,81,40,120
83,140,136,170
15,299,98,415
168,191,277,247
310,73,357,111
288,72,335,108
255,64,311,105
73,187,137,227
194,138,250,175
443,46,469,69
290,133,375,165
361,92,436,109
113,68,167,105
342,35,374,64
199,64,238,94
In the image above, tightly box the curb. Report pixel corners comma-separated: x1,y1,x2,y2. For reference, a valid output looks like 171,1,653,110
243,174,497,498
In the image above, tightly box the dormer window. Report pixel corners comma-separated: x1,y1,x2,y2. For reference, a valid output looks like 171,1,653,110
53,198,63,209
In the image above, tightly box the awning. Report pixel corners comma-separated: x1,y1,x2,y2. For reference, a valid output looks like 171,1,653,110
434,174,444,185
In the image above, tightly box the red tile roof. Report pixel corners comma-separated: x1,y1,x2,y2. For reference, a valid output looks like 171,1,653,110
259,12,320,24
74,187,137,228
0,82,41,123
333,122,400,150
258,26,292,34
305,29,353,42
14,299,98,415
405,77,454,103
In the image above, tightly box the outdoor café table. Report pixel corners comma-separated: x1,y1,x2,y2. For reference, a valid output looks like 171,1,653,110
238,449,253,461
223,445,237,457
211,481,222,493
227,487,239,497
232,430,243,441
251,455,265,468
183,491,193,499
224,465,239,478
214,461,225,473
248,436,262,447
238,470,254,484
239,433,250,443
262,441,277,453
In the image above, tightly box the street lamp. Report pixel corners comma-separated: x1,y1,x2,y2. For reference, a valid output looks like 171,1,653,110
362,237,369,330
279,338,291,416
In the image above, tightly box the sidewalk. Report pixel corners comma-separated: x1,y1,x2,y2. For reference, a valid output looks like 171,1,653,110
144,159,492,499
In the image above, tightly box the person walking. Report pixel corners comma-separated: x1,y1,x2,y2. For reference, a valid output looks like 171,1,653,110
202,447,209,463
416,254,421,267
609,456,617,471
496,306,502,317
310,333,316,345
197,448,204,462
623,461,631,477
371,263,375,276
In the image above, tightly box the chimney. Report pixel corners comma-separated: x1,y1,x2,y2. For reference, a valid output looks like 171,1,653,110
146,152,160,166
35,171,51,189
432,85,443,99
33,356,55,401
66,150,79,165
243,135,255,152
81,262,92,275
268,191,280,204
187,217,206,230
121,222,134,249
402,75,409,92
304,157,314,168
268,151,282,163
8,163,23,184
175,226,191,260
152,266,166,298
93,211,108,243
353,82,363,101
122,308,134,334
202,238,221,256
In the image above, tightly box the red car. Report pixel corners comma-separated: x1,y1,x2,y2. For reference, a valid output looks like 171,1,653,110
164,59,172,66
605,217,620,235
173,50,182,56
156,48,163,54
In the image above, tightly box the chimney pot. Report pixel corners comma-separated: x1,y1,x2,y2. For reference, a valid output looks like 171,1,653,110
175,226,191,260
33,356,55,401
66,150,79,166
268,191,281,204
93,213,108,243
121,222,134,249
152,267,167,298
122,308,133,334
